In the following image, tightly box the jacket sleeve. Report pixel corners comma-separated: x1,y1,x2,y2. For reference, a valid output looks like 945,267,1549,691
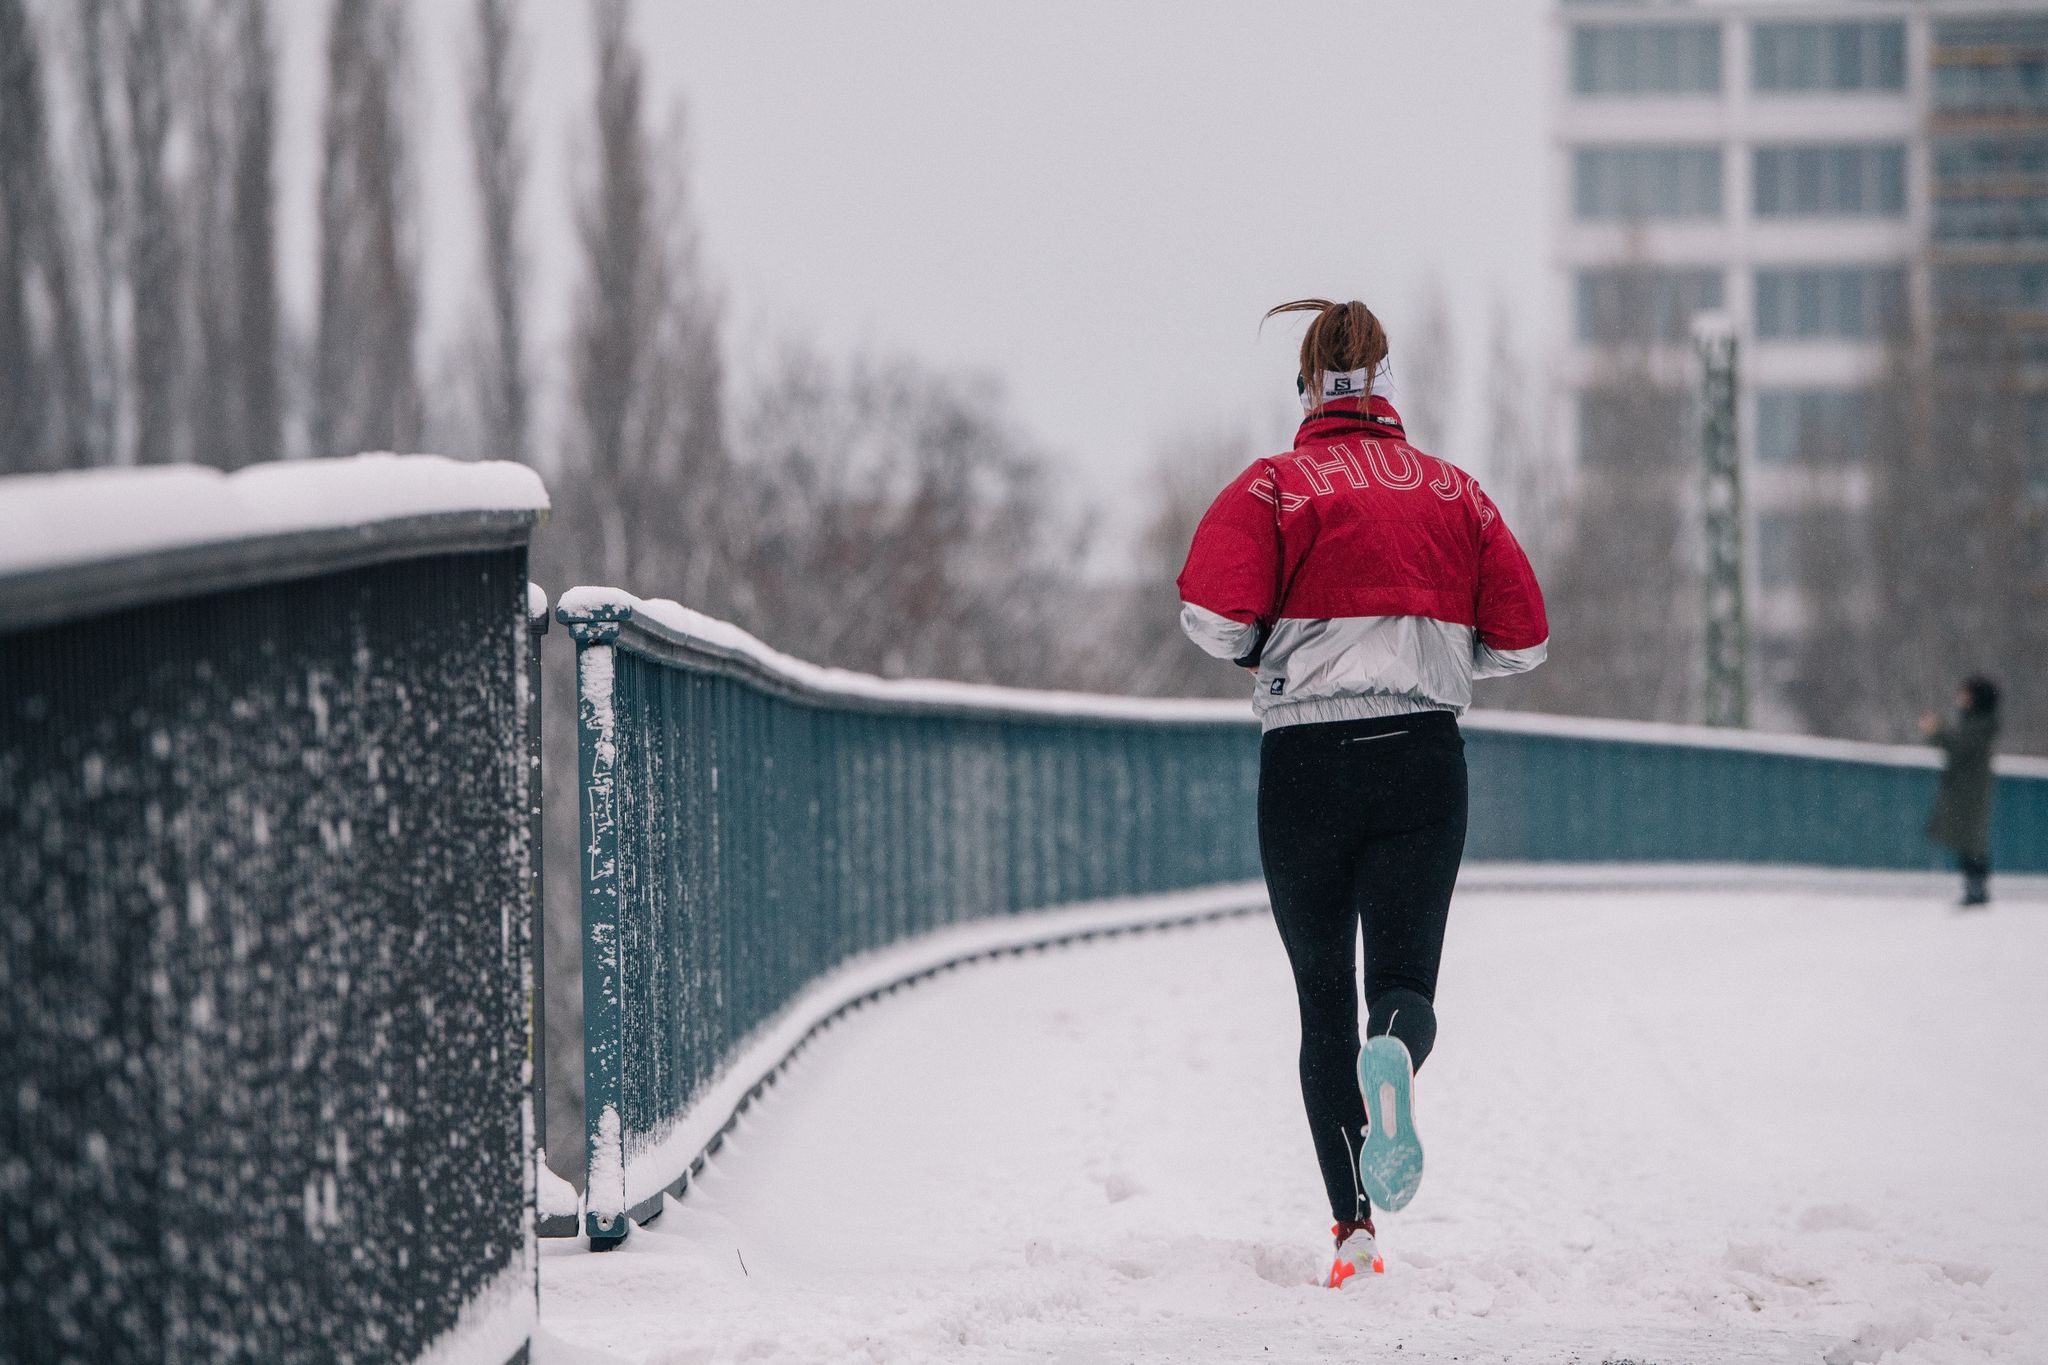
1177,462,1280,666
1471,487,1550,679
1933,715,1995,766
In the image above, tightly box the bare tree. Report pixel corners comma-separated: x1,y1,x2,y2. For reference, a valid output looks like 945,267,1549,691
1095,427,1260,698
465,0,528,466
72,0,126,467
725,351,1087,686
312,0,420,459
0,0,91,473
1464,302,1578,713
228,0,280,468
566,0,655,559
1511,257,1699,722
185,0,280,470
1790,310,2048,753
1472,301,1570,569
1399,276,1459,453
123,0,186,464
548,0,725,595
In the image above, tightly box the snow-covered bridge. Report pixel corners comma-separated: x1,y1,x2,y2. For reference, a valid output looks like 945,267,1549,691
6,455,2048,1364
535,875,2048,1365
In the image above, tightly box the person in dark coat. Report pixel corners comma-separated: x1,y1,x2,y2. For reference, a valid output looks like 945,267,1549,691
1920,676,2000,907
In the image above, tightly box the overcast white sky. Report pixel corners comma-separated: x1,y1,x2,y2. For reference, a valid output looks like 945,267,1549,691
277,1,1555,536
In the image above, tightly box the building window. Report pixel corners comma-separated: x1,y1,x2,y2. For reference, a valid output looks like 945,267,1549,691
1573,23,1722,96
1934,194,2048,244
1935,64,2048,115
1935,135,2048,183
1755,389,1870,464
1576,267,1724,342
1939,17,2048,46
1575,146,1723,219
1935,263,2048,312
1752,21,1906,93
1754,266,1906,339
1753,144,1906,218
1578,386,1687,468
1933,19,2048,114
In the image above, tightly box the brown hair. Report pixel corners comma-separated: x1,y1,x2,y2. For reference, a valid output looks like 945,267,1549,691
1264,298,1389,409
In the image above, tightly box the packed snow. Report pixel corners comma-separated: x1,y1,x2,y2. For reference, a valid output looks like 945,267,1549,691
411,1259,537,1365
536,875,2048,1364
0,454,548,577
605,887,1264,1215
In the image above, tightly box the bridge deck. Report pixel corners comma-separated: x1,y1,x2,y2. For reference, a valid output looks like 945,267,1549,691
538,878,2048,1364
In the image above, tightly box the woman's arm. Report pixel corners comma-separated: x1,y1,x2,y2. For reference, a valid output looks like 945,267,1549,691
1177,462,1282,667
1471,490,1549,678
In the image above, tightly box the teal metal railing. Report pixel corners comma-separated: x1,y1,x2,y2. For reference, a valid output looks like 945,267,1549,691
560,588,2048,1247
1464,712,2048,870
0,460,546,1364
557,590,1263,1244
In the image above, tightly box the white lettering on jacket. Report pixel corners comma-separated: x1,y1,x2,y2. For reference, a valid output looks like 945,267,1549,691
1253,444,1495,528
1295,444,1370,496
1248,477,1309,511
1361,440,1425,491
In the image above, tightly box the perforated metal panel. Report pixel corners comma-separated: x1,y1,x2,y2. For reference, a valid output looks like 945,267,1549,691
1,547,535,1364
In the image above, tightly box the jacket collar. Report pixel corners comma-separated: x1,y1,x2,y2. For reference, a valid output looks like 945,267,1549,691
1297,394,1405,445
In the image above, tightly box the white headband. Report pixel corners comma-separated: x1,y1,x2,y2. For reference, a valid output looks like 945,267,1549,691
1300,367,1378,411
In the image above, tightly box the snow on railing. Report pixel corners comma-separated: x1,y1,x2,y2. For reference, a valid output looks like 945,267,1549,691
0,454,547,633
554,588,2048,1252
553,587,2048,776
0,455,547,1362
554,586,1251,725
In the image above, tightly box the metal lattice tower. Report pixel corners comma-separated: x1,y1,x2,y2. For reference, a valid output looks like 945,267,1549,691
1694,313,1747,729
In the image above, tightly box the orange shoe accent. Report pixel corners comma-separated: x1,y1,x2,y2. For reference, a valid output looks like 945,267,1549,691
1325,1220,1384,1286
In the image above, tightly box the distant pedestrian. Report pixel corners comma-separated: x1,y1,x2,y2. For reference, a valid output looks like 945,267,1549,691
1176,298,1548,1287
1920,676,2000,908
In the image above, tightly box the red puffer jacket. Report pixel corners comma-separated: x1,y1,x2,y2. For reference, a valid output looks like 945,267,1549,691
1177,394,1548,730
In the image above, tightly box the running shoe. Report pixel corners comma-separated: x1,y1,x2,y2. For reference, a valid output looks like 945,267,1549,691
1325,1217,1383,1287
1356,1034,1424,1211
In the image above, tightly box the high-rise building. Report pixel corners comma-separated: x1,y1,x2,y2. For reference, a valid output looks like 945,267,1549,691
1552,0,2048,723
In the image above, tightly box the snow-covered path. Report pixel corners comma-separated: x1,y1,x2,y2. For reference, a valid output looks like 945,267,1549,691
537,883,2048,1365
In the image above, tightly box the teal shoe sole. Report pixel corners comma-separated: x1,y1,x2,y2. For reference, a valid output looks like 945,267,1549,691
1356,1035,1423,1212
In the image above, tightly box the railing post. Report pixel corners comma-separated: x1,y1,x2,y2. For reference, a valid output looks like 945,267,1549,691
1694,311,1749,729
560,596,633,1248
527,585,580,1241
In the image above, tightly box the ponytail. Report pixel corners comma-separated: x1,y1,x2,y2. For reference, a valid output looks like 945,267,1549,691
1264,298,1390,410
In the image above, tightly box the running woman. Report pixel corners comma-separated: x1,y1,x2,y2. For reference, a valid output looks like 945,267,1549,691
1176,298,1549,1287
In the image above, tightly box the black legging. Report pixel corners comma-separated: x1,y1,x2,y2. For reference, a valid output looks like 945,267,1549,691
1257,710,1468,1223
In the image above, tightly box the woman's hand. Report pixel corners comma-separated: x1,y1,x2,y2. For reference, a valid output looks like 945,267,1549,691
1918,711,1940,736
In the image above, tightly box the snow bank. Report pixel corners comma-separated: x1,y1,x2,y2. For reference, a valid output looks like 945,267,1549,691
410,1256,535,1365
558,585,2048,775
539,882,2048,1364
537,1154,581,1220
615,883,1267,1210
0,454,548,578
